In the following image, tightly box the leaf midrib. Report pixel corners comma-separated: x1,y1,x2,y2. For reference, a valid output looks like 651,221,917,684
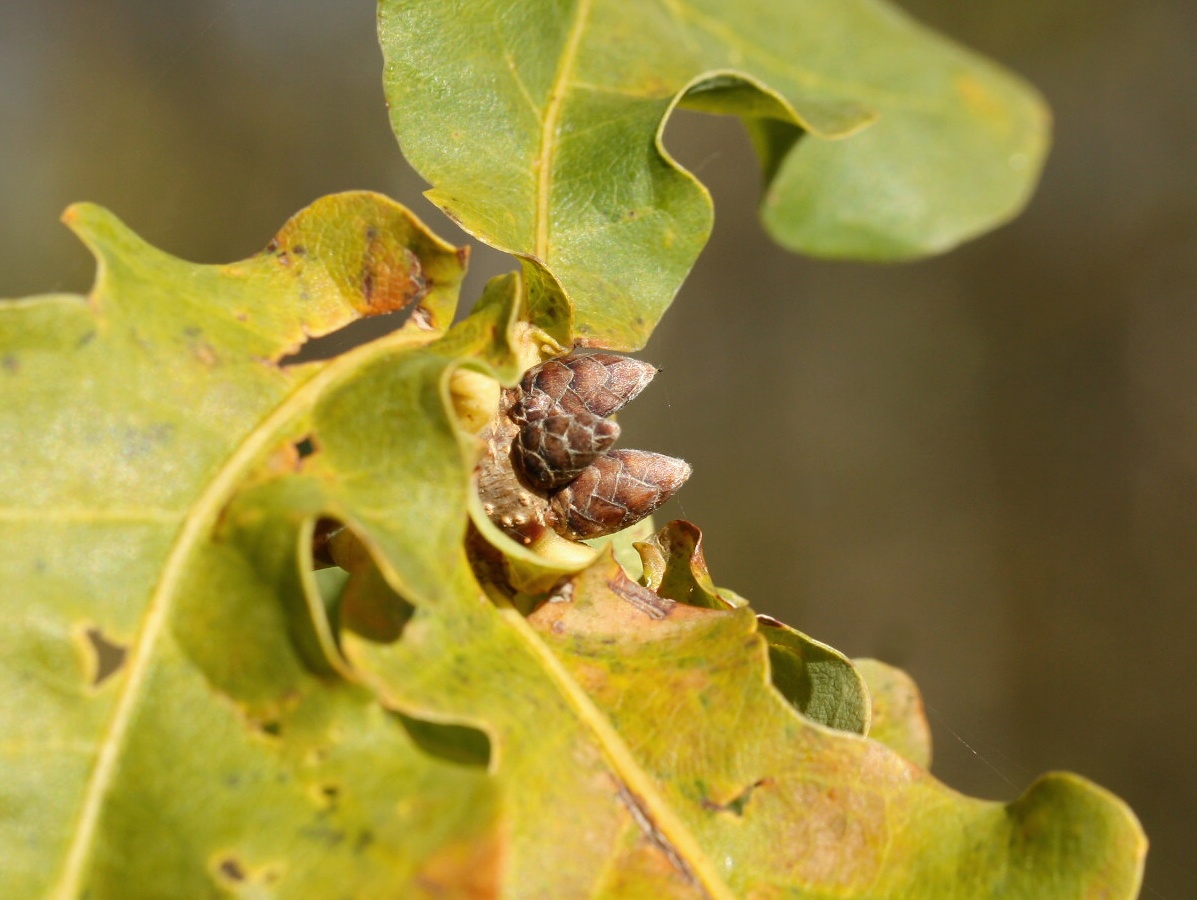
497,605,736,900
534,0,593,261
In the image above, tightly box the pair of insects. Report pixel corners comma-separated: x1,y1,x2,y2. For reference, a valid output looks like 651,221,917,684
491,352,690,541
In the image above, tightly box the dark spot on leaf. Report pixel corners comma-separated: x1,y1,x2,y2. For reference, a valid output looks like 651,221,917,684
291,244,306,256
218,856,246,882
394,712,491,768
76,330,96,348
265,238,279,253
2,354,18,374
293,435,316,459
354,829,375,853
258,720,282,738
365,226,378,241
314,783,343,811
361,270,375,303
84,626,127,687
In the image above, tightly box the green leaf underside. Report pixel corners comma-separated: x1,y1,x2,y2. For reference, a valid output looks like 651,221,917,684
379,0,1049,349
2,202,1143,897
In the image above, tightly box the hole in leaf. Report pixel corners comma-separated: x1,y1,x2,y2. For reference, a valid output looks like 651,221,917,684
702,778,772,817
293,435,317,459
394,712,491,768
310,517,345,569
278,309,414,366
333,552,415,644
84,627,127,687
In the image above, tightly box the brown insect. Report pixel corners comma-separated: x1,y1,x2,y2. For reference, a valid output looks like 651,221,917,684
479,352,691,542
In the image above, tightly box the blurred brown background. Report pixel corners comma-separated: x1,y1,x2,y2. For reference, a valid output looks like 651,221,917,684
2,1,1193,895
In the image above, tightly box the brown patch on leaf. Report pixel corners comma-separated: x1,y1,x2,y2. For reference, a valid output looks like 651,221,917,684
359,238,427,315
413,826,504,900
763,776,887,890
529,555,723,644
606,572,673,620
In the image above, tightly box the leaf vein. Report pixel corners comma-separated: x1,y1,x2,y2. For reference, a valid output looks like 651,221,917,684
535,0,595,261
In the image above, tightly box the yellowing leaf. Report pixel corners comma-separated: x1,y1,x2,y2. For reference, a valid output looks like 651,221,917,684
854,656,933,769
347,552,1145,898
0,194,507,897
379,0,1049,349
1,192,1143,898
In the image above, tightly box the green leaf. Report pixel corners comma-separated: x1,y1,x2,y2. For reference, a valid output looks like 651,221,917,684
0,194,510,896
379,0,1049,349
854,657,933,769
